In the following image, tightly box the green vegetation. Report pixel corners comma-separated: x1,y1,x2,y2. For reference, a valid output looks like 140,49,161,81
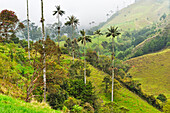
0,94,61,113
101,0,169,32
126,49,170,99
0,0,170,112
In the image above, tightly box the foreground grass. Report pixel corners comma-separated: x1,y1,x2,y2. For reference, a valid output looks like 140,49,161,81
0,94,61,113
126,49,170,99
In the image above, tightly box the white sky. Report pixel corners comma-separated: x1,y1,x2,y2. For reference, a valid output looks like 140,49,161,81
0,0,135,28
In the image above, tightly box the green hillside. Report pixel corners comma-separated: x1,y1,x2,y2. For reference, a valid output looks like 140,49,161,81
0,94,60,113
85,58,161,112
126,48,170,99
101,0,169,32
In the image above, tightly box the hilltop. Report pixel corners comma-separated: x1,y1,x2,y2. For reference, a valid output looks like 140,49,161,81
101,0,169,32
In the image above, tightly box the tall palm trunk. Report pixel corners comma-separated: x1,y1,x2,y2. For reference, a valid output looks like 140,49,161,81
57,13,60,64
27,0,30,60
98,36,99,61
72,25,75,64
84,38,86,84
57,13,60,46
111,37,115,102
41,0,46,102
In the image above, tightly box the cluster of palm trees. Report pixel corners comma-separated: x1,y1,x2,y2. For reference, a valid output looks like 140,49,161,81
26,0,121,102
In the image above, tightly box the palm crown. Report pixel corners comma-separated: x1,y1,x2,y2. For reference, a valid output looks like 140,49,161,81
78,29,92,45
53,5,65,16
94,29,103,35
65,15,79,29
106,26,121,38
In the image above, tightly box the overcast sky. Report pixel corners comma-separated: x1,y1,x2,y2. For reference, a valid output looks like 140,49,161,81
0,0,135,28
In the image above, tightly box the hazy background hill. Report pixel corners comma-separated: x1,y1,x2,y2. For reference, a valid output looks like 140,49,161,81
101,0,169,32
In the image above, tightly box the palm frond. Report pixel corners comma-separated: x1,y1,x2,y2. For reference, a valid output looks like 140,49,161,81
53,11,57,16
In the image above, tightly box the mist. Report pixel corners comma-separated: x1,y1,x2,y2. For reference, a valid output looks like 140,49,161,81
0,0,135,28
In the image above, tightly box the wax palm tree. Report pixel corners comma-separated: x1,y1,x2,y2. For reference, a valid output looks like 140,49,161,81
65,15,79,63
53,5,65,46
94,29,103,61
40,0,46,102
26,0,30,60
105,26,121,102
78,29,92,84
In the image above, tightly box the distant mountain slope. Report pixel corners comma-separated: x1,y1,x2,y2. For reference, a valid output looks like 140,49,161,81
126,48,170,99
101,0,169,32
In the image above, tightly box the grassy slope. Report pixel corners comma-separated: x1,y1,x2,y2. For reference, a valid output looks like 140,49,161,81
0,79,25,99
126,48,170,99
0,94,61,113
101,0,169,32
85,60,161,112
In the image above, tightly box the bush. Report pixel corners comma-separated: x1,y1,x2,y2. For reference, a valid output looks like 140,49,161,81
64,97,81,111
83,102,94,113
67,79,96,106
72,105,83,113
157,94,167,102
47,88,68,110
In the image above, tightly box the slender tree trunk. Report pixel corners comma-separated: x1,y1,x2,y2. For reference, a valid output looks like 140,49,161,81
98,36,99,61
57,13,60,47
111,37,115,102
27,0,30,60
84,39,86,84
72,25,75,64
57,14,60,64
41,0,46,102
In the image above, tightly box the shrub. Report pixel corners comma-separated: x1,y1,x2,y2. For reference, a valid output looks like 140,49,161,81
157,94,167,102
83,102,94,113
64,97,81,111
72,105,83,113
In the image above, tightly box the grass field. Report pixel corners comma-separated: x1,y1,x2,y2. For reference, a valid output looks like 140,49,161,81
101,0,169,32
126,49,170,99
83,58,161,112
0,94,61,113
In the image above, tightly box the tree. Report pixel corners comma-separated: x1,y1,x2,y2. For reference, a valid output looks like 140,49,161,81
27,0,30,60
65,15,79,64
53,5,65,46
94,29,103,60
21,20,41,41
25,37,60,102
105,26,121,102
0,9,24,40
78,29,92,84
40,0,46,102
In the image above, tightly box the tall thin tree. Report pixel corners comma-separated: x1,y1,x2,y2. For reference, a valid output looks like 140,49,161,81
26,0,30,60
106,26,120,102
78,29,92,84
53,5,65,46
40,0,46,102
65,15,79,64
94,29,103,61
